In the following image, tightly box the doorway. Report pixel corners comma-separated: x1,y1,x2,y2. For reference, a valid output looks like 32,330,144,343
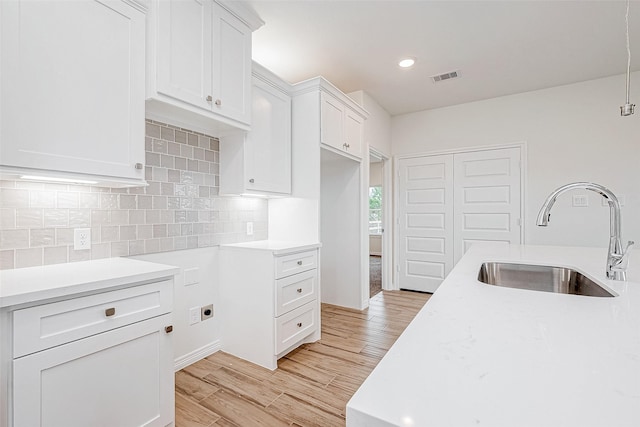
369,150,389,298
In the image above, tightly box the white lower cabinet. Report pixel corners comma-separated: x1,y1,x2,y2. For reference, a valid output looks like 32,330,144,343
219,243,321,370
8,278,175,427
13,314,173,427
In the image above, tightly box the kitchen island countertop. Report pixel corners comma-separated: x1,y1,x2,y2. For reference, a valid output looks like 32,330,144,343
347,244,640,427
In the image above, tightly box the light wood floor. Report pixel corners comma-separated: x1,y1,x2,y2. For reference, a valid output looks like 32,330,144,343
175,290,431,427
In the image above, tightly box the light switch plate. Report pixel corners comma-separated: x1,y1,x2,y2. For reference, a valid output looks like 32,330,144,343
572,195,589,207
189,307,201,325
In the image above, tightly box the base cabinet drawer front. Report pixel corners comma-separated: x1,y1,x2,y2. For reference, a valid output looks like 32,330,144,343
13,313,174,427
275,270,317,317
275,301,317,354
275,250,318,279
13,280,172,358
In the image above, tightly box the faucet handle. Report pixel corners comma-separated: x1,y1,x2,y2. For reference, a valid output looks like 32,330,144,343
613,240,635,271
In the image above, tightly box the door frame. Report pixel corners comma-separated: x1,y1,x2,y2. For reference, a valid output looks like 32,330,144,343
393,141,528,291
368,148,393,295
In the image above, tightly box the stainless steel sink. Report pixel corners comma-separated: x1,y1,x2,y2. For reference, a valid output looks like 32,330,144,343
477,262,615,297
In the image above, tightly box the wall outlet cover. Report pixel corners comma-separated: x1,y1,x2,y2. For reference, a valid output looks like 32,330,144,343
74,228,91,250
189,307,201,325
184,267,199,286
246,222,254,235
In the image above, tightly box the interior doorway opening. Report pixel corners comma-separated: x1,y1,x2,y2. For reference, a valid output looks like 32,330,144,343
369,150,386,298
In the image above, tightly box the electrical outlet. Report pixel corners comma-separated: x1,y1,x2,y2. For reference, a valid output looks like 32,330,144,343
201,304,214,321
602,194,626,207
246,222,254,235
184,267,199,286
189,307,201,325
74,228,91,250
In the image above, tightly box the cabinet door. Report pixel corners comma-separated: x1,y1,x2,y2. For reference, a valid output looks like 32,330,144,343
320,92,345,151
212,3,252,125
245,79,292,194
344,108,363,159
13,314,174,427
0,0,145,180
156,0,213,111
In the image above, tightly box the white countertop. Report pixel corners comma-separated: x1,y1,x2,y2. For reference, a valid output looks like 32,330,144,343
0,257,180,308
347,244,640,427
220,240,321,255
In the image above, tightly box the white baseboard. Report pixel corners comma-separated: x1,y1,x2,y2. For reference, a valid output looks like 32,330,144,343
174,340,221,371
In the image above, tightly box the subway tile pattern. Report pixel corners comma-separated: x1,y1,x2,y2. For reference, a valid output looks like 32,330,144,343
0,120,268,269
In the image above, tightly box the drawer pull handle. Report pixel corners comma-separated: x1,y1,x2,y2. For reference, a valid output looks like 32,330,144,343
297,322,303,328
165,325,173,333
297,261,303,266
105,307,115,317
296,288,303,293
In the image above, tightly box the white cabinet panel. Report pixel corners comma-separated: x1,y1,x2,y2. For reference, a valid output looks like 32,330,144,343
13,314,173,427
320,92,362,160
0,0,146,183
156,0,212,110
220,68,291,196
147,0,256,132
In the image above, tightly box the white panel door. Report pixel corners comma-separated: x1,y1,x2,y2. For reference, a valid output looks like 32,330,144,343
397,155,454,292
453,147,521,261
156,0,212,110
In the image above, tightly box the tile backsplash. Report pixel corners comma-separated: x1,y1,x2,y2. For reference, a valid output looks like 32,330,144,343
0,120,268,269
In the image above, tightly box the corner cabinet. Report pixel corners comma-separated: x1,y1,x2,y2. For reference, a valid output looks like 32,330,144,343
0,259,179,427
146,0,264,134
219,242,321,370
0,0,147,187
220,63,292,196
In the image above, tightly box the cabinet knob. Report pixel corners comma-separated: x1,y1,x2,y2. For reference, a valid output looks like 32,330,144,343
296,288,303,293
215,99,222,106
249,178,255,183
297,322,303,328
346,143,350,149
134,163,143,170
105,307,115,317
165,325,173,334
297,260,303,266
206,95,213,102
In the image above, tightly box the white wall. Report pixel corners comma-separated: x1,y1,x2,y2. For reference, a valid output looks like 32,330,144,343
132,247,220,370
392,73,640,248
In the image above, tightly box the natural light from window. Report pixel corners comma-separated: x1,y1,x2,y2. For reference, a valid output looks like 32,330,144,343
369,186,382,235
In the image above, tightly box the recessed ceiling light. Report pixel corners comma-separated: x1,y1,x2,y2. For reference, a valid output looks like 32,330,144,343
398,58,416,68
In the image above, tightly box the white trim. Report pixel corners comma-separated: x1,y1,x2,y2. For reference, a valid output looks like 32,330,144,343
393,141,527,291
368,148,394,293
173,340,221,372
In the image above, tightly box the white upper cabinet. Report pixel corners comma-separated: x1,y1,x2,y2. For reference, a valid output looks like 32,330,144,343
320,91,364,160
0,0,147,186
146,0,263,135
220,63,292,196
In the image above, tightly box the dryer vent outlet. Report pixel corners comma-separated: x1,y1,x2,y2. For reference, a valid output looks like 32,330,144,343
201,304,214,321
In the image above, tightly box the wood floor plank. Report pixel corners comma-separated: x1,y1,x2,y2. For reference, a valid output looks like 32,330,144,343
175,290,430,427
176,370,220,402
175,391,220,427
200,389,290,427
266,393,345,427
202,366,283,407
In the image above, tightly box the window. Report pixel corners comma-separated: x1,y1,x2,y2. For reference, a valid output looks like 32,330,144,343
369,186,382,234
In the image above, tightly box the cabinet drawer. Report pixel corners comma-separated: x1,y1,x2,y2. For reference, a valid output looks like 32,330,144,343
275,269,317,317
13,280,172,358
275,250,317,279
275,300,317,355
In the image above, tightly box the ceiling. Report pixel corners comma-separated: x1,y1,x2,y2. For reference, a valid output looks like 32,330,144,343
248,0,640,116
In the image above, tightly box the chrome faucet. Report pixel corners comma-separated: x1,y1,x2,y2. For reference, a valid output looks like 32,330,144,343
536,182,634,281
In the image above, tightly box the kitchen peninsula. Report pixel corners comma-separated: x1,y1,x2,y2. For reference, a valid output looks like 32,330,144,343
347,244,640,427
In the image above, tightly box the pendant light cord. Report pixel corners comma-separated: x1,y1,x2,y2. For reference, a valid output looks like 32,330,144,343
625,0,632,104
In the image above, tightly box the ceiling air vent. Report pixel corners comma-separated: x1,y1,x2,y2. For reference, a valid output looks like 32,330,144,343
431,70,460,83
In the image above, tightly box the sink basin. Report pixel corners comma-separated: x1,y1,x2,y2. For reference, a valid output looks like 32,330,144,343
477,262,615,297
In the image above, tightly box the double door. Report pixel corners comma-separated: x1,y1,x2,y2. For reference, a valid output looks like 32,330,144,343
397,147,522,292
